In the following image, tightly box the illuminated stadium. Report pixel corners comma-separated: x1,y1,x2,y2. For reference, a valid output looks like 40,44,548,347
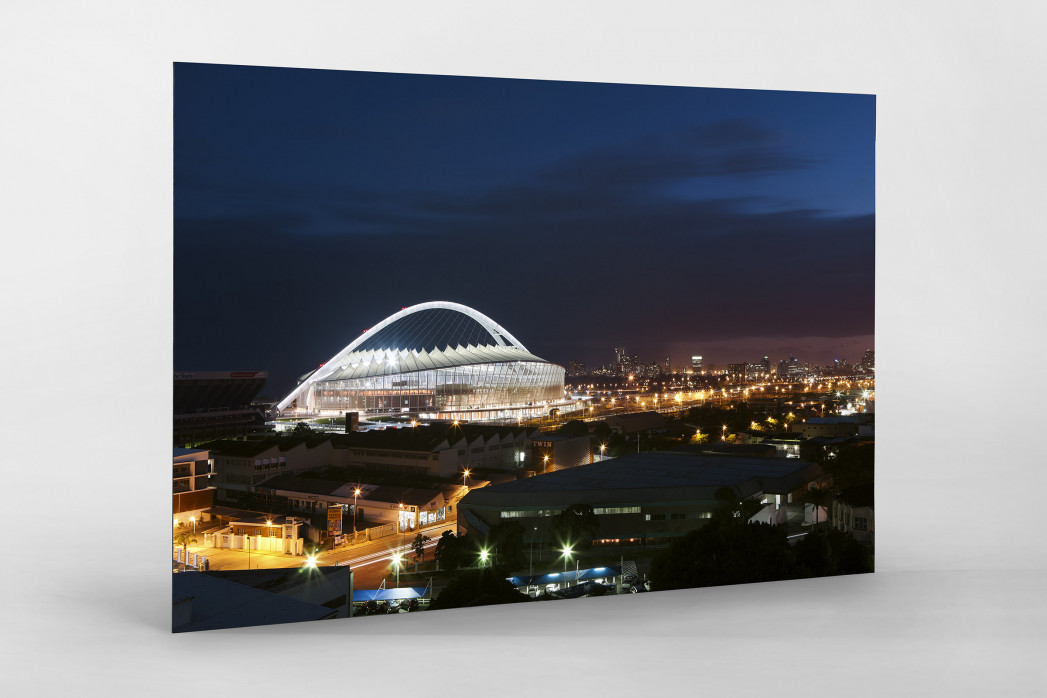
276,301,572,422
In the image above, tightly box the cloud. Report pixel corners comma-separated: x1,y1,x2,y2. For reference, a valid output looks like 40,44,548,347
174,118,870,388
544,119,812,191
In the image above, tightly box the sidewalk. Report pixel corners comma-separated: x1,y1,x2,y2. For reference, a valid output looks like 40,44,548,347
184,543,303,571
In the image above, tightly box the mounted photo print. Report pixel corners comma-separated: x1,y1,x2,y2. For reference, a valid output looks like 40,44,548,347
173,63,875,632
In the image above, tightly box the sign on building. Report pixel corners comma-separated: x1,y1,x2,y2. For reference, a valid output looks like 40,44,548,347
328,505,343,536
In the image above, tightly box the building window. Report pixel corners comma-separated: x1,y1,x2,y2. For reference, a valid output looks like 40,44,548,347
855,517,868,531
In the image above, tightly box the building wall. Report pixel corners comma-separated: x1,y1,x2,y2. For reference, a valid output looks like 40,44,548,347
800,422,858,439
214,441,336,500
464,498,739,543
343,446,441,478
530,435,591,474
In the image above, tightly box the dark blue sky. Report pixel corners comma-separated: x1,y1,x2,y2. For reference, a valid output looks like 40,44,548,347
174,63,874,397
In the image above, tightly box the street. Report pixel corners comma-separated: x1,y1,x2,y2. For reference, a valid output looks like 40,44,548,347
180,520,458,590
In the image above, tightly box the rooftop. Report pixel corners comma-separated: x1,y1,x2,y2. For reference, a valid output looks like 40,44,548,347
461,451,822,506
200,436,325,457
172,571,335,632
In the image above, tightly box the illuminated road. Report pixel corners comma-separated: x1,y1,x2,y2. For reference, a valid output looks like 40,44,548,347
324,521,456,589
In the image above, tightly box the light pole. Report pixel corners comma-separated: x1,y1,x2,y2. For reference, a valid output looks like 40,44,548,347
562,545,572,587
189,516,196,533
392,553,401,588
399,502,407,558
246,533,251,571
479,548,489,569
353,487,361,537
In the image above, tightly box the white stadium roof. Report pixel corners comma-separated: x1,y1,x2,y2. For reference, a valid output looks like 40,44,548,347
277,301,558,411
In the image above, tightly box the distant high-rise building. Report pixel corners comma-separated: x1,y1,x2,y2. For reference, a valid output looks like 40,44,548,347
860,349,875,373
778,354,809,380
567,360,586,377
728,363,747,383
691,355,703,371
613,347,628,375
745,362,766,381
664,356,671,374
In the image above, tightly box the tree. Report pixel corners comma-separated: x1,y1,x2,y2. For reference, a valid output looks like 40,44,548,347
292,422,314,437
649,521,798,590
557,420,589,437
795,529,874,576
689,431,710,446
430,568,530,610
173,531,198,572
486,520,526,572
821,443,874,490
435,530,465,572
550,503,599,548
803,486,833,530
412,532,431,569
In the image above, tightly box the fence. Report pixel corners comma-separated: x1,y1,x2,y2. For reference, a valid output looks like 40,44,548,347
172,546,209,571
366,523,397,541
200,531,305,555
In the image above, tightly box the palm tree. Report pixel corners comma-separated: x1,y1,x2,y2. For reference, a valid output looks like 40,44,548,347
804,486,832,531
174,531,198,572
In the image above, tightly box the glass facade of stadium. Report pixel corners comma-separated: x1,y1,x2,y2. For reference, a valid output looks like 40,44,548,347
308,360,566,421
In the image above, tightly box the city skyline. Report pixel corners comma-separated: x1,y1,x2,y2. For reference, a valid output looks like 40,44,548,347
175,64,874,395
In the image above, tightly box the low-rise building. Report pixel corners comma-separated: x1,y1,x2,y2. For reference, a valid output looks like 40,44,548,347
530,433,592,474
173,447,214,526
206,437,338,506
251,474,460,535
459,451,823,545
172,567,348,632
801,417,859,439
340,424,536,478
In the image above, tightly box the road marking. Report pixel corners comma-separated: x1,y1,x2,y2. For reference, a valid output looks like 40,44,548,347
334,539,440,568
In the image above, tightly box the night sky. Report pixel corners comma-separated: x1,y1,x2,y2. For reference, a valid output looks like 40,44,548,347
174,63,874,397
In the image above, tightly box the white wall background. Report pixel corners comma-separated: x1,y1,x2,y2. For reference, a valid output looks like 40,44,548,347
2,1,1045,695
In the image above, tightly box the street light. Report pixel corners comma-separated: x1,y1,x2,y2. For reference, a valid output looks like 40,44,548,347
529,527,537,575
392,553,402,588
561,544,577,586
353,487,361,536
399,502,408,555
479,548,489,568
189,516,196,533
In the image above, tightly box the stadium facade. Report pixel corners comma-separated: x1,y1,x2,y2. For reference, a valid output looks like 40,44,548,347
276,301,572,422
